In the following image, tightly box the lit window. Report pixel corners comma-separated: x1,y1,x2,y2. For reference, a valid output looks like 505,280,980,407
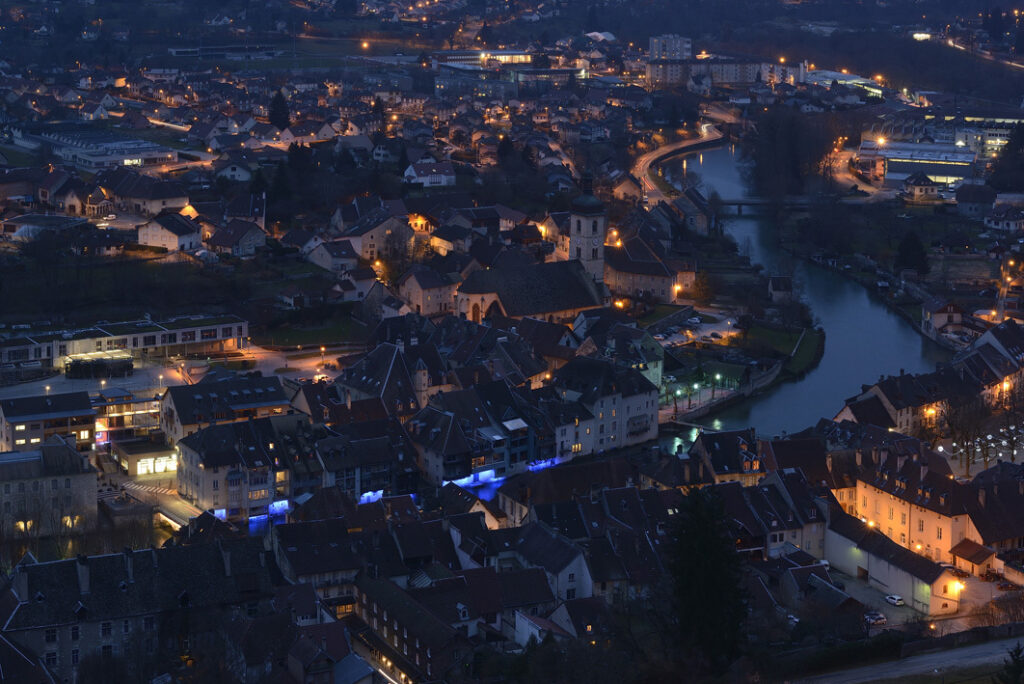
14,439,26,446
29,438,40,444
14,425,25,431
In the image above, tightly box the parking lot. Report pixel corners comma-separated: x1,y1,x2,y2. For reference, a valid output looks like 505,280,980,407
828,566,1009,635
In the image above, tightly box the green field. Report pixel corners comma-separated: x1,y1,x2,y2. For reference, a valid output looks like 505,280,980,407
252,317,369,347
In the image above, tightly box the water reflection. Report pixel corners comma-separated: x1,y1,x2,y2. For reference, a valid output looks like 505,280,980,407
662,146,953,436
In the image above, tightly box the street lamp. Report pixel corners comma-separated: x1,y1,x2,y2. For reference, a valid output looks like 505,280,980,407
713,373,722,399
320,346,326,365
45,385,50,394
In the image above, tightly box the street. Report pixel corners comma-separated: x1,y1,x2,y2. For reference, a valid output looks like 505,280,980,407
632,123,724,204
797,635,1021,684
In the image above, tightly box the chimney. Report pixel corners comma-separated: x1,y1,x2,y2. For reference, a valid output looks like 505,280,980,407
76,555,90,595
855,449,863,467
897,454,907,471
345,388,352,411
123,548,134,583
13,565,28,602
979,487,987,507
220,544,232,577
920,463,928,481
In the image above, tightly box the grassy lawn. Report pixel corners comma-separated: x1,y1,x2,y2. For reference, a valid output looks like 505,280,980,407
786,328,824,376
0,145,40,167
745,324,802,356
640,304,685,327
253,317,369,347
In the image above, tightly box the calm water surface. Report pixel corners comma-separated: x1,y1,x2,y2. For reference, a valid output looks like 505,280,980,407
661,146,952,437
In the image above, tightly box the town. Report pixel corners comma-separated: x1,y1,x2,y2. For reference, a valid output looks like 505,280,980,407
5,0,1024,683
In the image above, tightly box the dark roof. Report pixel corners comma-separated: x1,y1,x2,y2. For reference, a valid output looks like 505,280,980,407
4,540,274,630
152,213,200,237
166,376,287,426
949,538,995,565
458,260,603,317
0,391,94,421
829,510,947,584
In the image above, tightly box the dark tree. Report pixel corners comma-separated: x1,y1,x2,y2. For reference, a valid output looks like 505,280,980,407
531,52,551,69
895,230,930,275
269,90,290,130
668,487,746,675
995,641,1024,684
991,125,1024,191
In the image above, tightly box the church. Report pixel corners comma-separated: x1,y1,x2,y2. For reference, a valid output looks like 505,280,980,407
456,175,609,325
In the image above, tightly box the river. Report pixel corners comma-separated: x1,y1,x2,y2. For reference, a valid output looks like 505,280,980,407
660,145,952,438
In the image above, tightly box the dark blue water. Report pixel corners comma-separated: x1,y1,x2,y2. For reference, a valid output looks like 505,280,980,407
663,146,952,437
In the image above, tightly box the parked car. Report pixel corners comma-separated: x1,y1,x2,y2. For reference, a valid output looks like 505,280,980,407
653,334,665,341
104,214,117,220
885,595,905,606
864,611,887,626
687,316,702,325
998,581,1019,591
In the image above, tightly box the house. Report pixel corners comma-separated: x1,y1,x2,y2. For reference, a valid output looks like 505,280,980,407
175,414,325,524
825,510,963,616
138,213,202,251
353,573,472,683
921,298,965,341
342,208,415,262
395,265,458,316
457,260,604,325
308,240,359,274
768,276,794,304
159,375,292,445
205,219,266,257
552,357,659,451
688,428,763,486
602,237,675,302
986,205,1024,233
404,161,457,188
0,435,98,538
0,540,276,682
0,391,95,453
95,169,188,217
956,184,996,218
902,172,941,203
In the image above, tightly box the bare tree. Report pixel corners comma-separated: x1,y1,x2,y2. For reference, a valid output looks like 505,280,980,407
941,396,989,478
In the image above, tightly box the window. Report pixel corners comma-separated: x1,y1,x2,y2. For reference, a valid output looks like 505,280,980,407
102,645,113,659
71,649,79,666
45,652,56,667
50,479,57,490
14,424,25,432
123,620,130,634
566,589,576,600
568,572,575,582
71,625,79,641
937,527,943,540
65,479,71,489
101,622,112,637
918,519,925,532
901,512,907,524
212,480,219,491
14,439,25,446
592,220,598,234
45,628,56,643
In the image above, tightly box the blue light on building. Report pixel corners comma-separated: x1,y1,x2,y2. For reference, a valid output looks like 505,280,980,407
269,499,290,515
359,489,384,504
213,508,227,521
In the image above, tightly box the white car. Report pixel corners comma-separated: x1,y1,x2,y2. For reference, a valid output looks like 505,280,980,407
104,214,117,220
885,595,905,606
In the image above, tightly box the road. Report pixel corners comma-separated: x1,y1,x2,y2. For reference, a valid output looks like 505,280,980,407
797,636,1021,684
632,123,724,204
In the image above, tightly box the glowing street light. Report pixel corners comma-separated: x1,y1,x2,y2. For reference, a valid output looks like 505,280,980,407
320,346,326,365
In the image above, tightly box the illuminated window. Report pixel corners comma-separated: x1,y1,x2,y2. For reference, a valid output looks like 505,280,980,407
79,430,89,440
29,438,40,444
15,439,26,446
14,425,25,432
